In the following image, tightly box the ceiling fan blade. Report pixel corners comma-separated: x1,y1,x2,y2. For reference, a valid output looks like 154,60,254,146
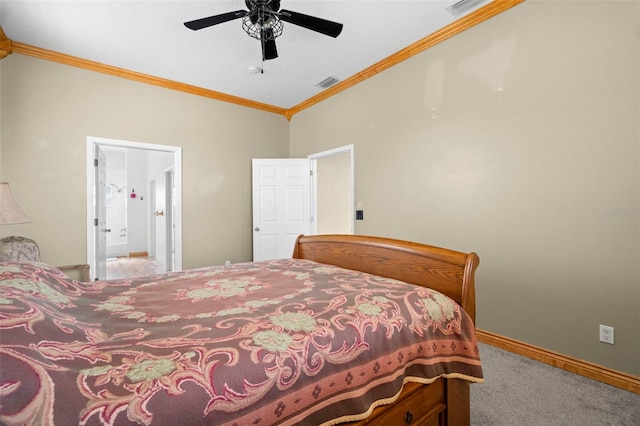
261,29,278,60
279,9,343,38
184,10,248,30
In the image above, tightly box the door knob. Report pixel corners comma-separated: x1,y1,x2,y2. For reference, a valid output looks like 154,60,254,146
254,227,260,231
105,228,111,233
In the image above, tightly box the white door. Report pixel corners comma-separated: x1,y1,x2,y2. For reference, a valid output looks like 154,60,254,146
94,145,108,280
252,159,311,261
166,169,176,271
149,178,156,258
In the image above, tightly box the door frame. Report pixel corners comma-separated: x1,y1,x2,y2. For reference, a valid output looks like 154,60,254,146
309,144,355,235
86,136,183,279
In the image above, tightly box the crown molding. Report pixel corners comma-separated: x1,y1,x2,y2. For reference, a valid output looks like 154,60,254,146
0,26,12,59
11,41,288,117
6,0,524,119
285,0,525,119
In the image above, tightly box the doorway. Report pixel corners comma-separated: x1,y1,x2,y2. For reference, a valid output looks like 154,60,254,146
309,145,354,235
252,145,354,261
86,136,182,280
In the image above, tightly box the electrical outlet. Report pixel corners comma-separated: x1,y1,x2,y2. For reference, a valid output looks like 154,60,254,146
225,260,231,266
599,325,614,345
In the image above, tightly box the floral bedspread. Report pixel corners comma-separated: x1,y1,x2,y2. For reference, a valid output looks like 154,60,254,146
0,259,483,426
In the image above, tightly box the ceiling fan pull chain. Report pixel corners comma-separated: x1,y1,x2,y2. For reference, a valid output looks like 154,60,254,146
261,36,265,70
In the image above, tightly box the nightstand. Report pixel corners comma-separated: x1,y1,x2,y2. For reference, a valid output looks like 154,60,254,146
58,264,90,282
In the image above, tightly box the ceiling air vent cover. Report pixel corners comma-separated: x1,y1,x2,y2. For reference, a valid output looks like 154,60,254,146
316,76,340,89
446,0,487,17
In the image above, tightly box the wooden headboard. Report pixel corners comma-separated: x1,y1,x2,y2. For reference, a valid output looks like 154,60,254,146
292,234,480,323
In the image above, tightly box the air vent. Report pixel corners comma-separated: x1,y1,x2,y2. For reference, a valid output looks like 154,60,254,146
446,0,487,17
316,76,340,89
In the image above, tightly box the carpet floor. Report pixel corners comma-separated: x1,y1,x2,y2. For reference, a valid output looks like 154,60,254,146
471,343,640,425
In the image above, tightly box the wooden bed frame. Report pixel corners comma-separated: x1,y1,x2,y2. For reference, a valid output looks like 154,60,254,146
292,234,480,426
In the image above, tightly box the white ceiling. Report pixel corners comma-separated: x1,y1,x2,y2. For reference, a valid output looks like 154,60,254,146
0,0,495,109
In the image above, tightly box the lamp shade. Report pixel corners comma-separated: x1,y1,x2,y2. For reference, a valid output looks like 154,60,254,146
0,182,32,225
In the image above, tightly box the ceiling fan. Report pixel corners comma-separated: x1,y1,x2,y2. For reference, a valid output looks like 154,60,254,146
184,0,343,61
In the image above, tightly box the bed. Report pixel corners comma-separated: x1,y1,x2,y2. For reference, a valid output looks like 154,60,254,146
0,234,481,425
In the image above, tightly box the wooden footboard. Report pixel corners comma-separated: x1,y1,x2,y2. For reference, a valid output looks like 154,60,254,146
292,234,479,426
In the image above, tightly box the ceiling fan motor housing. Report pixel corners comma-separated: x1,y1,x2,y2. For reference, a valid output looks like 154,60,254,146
246,0,279,23
244,0,282,40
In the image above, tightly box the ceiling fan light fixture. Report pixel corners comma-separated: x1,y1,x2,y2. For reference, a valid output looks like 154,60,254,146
242,13,283,40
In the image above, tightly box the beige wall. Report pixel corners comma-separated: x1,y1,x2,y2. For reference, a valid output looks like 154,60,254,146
290,0,640,376
0,54,289,269
1,0,638,377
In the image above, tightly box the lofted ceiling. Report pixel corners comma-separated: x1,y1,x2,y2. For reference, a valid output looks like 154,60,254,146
0,0,522,117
